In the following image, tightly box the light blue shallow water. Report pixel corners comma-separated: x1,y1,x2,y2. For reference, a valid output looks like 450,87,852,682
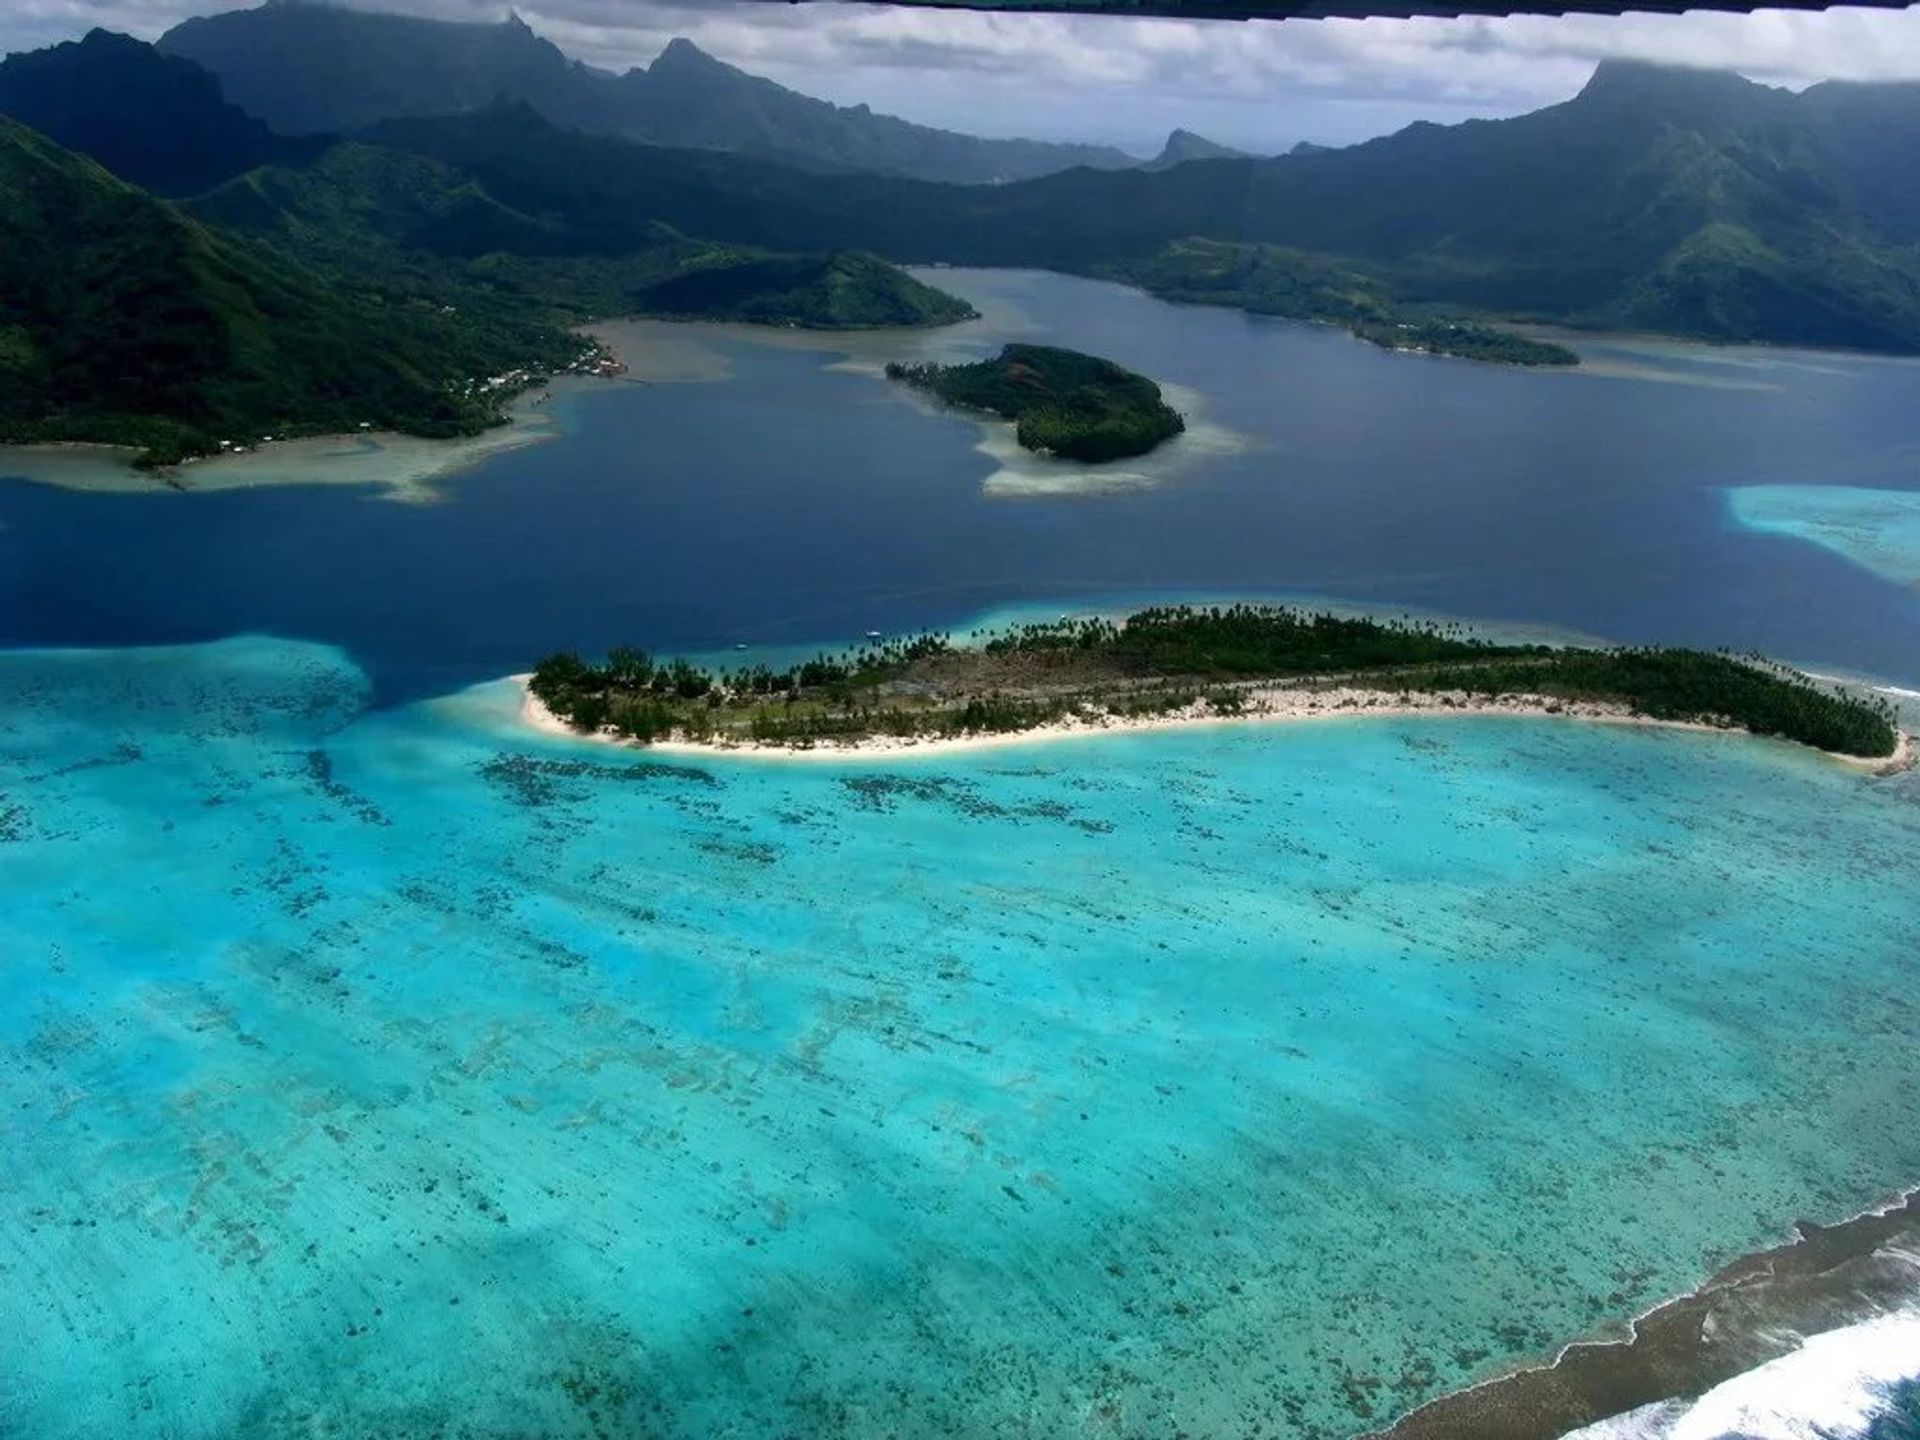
5,637,1920,1439
1728,485,1920,591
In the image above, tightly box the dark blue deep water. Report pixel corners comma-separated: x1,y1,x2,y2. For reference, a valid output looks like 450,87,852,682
4,269,1918,701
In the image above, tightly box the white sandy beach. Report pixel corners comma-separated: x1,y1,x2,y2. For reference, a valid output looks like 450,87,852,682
513,675,1915,773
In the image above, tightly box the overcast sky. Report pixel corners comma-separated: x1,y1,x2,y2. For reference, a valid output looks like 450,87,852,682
6,0,1920,153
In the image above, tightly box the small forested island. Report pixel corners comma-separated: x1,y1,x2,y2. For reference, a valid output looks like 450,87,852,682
528,605,1902,761
886,344,1187,462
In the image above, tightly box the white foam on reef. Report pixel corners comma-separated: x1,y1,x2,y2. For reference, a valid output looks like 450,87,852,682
1561,1309,1920,1440
1562,1400,1692,1438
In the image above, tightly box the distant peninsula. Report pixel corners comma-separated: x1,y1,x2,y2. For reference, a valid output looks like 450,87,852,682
1101,241,1580,368
523,606,1906,764
886,345,1186,463
634,250,977,330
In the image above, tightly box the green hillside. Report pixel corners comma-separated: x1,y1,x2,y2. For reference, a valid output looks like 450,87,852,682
633,251,976,328
0,118,578,465
8,25,1920,472
1095,240,1577,364
0,28,323,196
0,38,980,466
187,133,979,331
352,67,1920,354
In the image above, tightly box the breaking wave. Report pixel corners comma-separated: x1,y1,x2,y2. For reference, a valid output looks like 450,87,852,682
1562,1310,1920,1440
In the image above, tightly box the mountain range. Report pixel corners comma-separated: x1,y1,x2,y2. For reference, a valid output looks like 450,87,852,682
0,28,980,464
4,6,1920,465
0,28,323,196
293,62,1920,352
156,1,1142,184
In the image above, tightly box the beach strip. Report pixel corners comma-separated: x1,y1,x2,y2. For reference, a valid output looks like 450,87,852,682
514,676,1915,773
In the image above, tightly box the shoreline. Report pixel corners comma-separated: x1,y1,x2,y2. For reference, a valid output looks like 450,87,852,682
0,395,572,501
512,676,1915,774
1369,1186,1920,1440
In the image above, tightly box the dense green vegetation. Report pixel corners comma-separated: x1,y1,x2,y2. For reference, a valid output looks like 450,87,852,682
0,117,585,466
528,605,1900,759
1100,240,1577,365
887,345,1185,462
0,40,979,465
9,21,1920,461
1352,320,1578,366
25,21,1920,361
1098,239,1392,329
186,136,981,333
633,251,977,329
1407,647,1900,757
0,28,323,197
335,60,1920,355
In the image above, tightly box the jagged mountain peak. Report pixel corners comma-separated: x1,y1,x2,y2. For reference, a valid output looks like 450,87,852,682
656,37,719,65
156,3,1138,181
647,38,752,85
1148,127,1246,169
0,22,316,194
1573,57,1776,108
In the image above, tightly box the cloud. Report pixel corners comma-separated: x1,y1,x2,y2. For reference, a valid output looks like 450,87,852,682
6,0,1920,152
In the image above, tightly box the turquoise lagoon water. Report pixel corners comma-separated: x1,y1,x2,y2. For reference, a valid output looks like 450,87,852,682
6,637,1920,1439
1728,485,1920,592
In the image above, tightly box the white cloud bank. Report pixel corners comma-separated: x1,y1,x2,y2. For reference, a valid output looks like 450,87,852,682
6,0,1920,152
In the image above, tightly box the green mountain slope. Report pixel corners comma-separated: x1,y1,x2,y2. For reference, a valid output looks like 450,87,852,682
185,130,977,330
0,118,577,465
157,2,1135,183
348,67,1920,353
634,252,976,328
958,61,1920,351
9,25,1919,469
0,28,323,196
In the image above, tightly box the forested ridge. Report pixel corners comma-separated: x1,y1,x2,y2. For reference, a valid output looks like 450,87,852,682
9,19,1920,466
